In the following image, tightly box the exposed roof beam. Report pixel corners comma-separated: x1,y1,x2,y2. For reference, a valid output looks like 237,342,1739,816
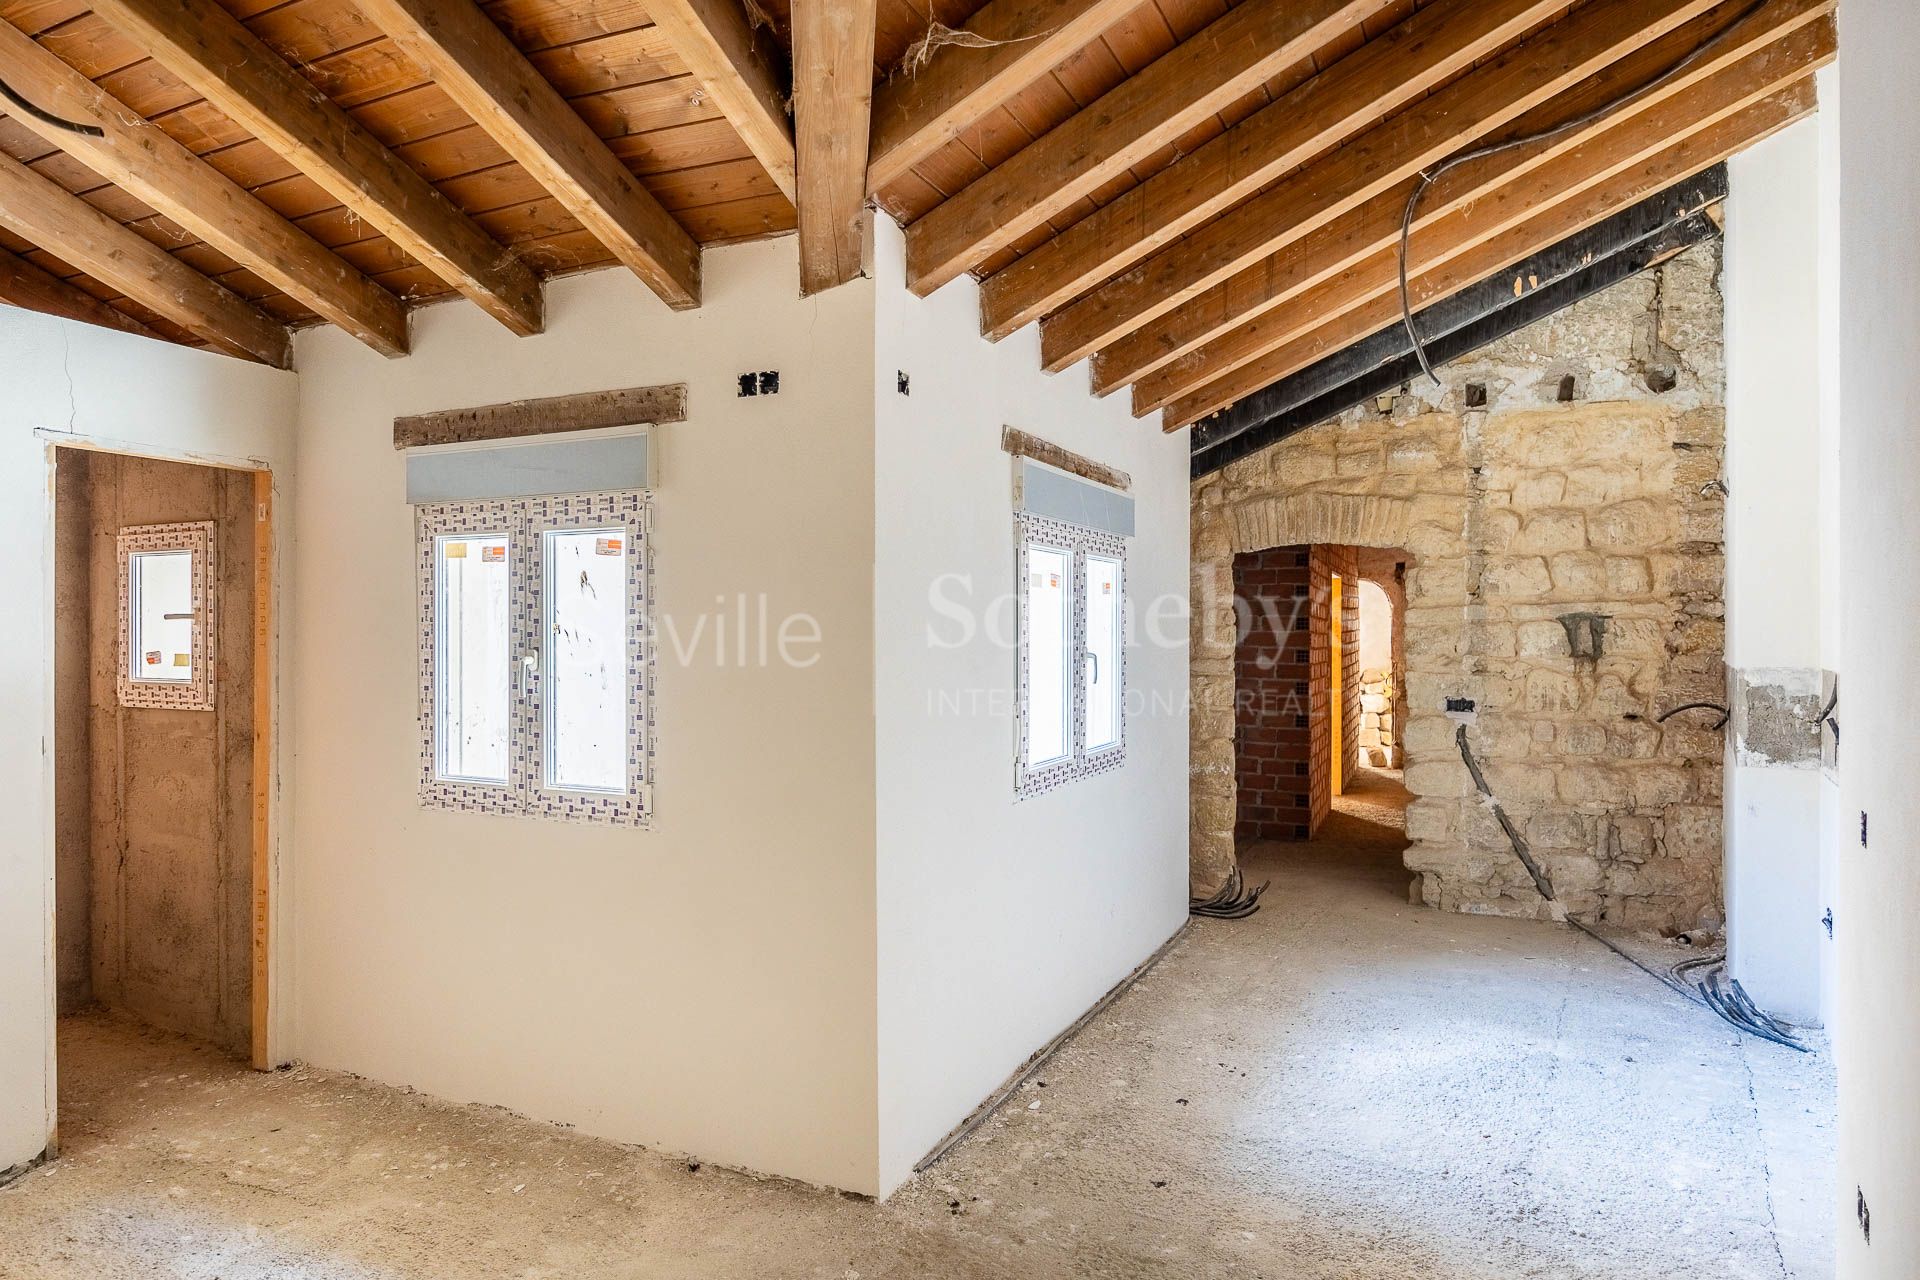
1039,0,1766,374
904,0,1386,295
90,0,544,336
1094,0,1831,392
1190,201,1730,477
0,245,160,342
359,0,701,310
1141,22,1832,418
644,0,797,204
867,0,1140,195
1164,83,1811,428
0,150,290,366
793,0,877,295
977,0,1568,341
0,17,410,358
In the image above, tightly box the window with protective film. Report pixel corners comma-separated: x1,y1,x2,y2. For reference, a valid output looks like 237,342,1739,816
117,521,216,711
415,491,651,825
1016,514,1127,797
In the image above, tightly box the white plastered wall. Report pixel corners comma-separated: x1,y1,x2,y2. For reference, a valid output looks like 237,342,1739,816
0,309,295,1173
288,239,884,1193
1834,2,1919,1272
870,216,1191,1194
1722,117,1826,1024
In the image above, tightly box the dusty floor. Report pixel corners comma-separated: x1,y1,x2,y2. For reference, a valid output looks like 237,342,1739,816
1,772,1833,1279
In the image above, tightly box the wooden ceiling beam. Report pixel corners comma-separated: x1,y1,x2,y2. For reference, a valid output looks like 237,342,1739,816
1161,82,1816,429
358,0,701,310
90,0,545,336
867,0,1141,195
903,0,1387,296
0,17,410,357
1135,20,1833,416
644,0,796,204
0,150,290,366
793,0,877,295
1040,0,1765,374
977,0,1569,341
1095,0,1831,392
0,245,160,342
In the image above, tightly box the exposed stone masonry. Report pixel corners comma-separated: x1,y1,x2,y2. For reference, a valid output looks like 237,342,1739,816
1191,243,1727,933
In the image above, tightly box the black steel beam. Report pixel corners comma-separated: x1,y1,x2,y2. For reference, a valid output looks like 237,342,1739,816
1189,165,1729,479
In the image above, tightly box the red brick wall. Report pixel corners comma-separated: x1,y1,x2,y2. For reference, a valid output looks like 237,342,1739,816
1233,546,1312,840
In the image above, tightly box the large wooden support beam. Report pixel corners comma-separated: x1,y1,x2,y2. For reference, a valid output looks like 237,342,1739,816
0,245,160,341
1165,85,1813,428
976,0,1567,340
644,0,797,203
0,151,290,366
393,383,688,448
1083,0,1830,388
1189,204,1729,477
0,17,410,357
904,0,1384,295
1040,0,1757,374
91,0,544,336
793,0,877,295
867,0,1140,195
1139,23,1831,418
360,0,701,309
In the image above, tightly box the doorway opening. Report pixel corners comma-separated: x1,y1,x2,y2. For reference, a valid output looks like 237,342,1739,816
1232,543,1410,892
52,445,271,1120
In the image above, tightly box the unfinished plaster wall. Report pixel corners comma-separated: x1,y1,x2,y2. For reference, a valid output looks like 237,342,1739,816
53,457,91,1016
74,451,256,1057
0,303,295,1178
1193,242,1727,931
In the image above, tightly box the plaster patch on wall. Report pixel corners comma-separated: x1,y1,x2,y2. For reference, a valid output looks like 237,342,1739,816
1728,665,1822,767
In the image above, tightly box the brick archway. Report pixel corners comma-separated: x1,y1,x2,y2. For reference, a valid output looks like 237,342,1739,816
1190,493,1414,895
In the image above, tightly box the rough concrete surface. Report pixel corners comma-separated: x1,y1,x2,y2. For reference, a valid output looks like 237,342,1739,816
2,774,1831,1279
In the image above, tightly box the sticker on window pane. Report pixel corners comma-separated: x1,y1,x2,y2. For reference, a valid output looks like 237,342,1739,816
435,533,513,784
1086,554,1122,752
1024,543,1071,769
543,527,628,793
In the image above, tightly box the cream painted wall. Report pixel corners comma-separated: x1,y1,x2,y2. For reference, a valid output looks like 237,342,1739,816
1722,119,1826,1024
1834,4,1920,1273
288,239,883,1193
870,217,1191,1194
0,308,295,1173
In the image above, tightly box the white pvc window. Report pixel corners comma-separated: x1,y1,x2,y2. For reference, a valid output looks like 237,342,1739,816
416,492,650,825
1016,515,1127,796
117,521,215,711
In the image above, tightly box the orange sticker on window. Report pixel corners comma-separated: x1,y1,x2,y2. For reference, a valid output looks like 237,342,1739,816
481,545,506,563
1048,573,1061,588
144,650,161,666
595,537,623,556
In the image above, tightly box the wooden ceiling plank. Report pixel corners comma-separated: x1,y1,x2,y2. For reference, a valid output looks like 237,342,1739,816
358,0,702,309
978,0,1569,340
1161,81,1817,428
793,0,878,294
1092,0,1831,389
904,0,1385,294
1039,0,1762,374
1134,19,1831,414
90,0,545,335
867,0,1142,194
0,17,410,356
0,242,162,339
0,149,290,365
642,0,797,202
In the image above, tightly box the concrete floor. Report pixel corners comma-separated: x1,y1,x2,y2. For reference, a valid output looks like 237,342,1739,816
1,772,1833,1279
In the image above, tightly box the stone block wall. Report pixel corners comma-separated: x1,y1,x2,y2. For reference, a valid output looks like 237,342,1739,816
1190,243,1727,932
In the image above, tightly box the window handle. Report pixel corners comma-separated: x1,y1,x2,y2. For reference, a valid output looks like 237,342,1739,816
1086,651,1099,684
519,650,539,697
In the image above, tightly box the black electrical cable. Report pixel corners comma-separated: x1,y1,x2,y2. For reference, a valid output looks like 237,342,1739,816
1655,700,1730,730
1396,0,1772,385
1190,865,1270,919
0,77,104,137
